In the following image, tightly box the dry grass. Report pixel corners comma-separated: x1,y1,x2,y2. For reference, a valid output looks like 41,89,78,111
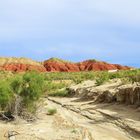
0,57,41,66
44,57,73,64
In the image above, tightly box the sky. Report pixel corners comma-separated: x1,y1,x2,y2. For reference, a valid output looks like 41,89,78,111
0,0,140,67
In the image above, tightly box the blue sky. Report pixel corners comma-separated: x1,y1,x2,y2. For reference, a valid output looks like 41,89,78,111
0,0,140,67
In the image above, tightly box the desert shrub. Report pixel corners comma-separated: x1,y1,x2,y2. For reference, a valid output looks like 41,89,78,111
21,72,46,103
0,71,46,118
10,75,23,95
11,72,46,114
0,81,13,110
10,72,45,101
47,108,57,115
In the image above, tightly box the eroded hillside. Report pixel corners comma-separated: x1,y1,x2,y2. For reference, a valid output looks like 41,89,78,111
0,57,132,72
0,57,46,72
43,58,131,72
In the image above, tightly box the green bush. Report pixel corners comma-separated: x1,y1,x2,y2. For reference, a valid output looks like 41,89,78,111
0,71,46,117
21,72,46,103
11,72,46,113
0,81,13,110
10,75,23,95
47,108,57,115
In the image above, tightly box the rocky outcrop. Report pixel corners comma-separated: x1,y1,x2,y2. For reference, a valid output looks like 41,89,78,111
116,84,140,105
68,80,140,106
43,58,131,72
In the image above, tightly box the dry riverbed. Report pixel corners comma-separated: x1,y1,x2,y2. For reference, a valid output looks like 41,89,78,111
0,98,83,140
48,97,140,140
0,96,139,140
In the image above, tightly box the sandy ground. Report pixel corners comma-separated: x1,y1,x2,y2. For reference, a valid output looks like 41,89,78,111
0,97,139,140
48,97,140,140
0,99,88,140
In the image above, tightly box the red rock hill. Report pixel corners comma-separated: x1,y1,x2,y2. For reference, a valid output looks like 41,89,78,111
0,57,131,72
77,59,130,71
43,58,131,72
43,58,80,72
0,57,46,72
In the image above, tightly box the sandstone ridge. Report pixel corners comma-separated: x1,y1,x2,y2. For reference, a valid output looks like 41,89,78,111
0,57,46,72
0,57,131,72
43,58,131,72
